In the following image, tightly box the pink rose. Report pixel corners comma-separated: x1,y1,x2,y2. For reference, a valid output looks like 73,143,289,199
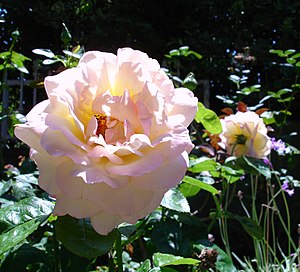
219,111,271,159
14,48,198,234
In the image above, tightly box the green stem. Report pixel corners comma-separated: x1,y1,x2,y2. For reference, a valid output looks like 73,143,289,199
250,175,265,269
115,230,123,272
212,194,232,262
108,252,115,272
53,223,61,272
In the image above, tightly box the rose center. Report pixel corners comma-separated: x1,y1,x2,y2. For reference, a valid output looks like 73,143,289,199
94,114,119,140
94,114,107,138
235,134,247,145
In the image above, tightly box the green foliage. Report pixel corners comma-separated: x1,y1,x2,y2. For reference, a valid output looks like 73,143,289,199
0,215,49,257
32,45,84,68
0,197,53,232
195,102,222,134
165,46,202,60
161,187,190,213
183,176,219,195
152,253,199,267
56,215,117,259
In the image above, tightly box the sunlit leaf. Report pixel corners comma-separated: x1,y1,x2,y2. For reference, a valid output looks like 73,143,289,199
0,180,12,197
0,197,54,232
42,59,60,65
149,267,177,272
161,187,190,213
32,49,55,58
61,23,72,45
180,182,200,198
189,157,219,173
183,176,219,195
153,252,199,267
137,259,151,272
12,180,35,200
195,102,222,134
0,215,48,256
169,49,180,56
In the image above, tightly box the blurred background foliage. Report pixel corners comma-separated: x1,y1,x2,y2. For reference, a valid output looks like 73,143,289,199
0,0,299,116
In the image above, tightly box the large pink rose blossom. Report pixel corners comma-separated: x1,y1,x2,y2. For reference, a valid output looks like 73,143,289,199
14,48,198,235
219,111,271,159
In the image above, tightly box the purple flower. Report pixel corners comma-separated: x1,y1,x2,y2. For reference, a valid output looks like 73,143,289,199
282,181,294,196
271,138,287,155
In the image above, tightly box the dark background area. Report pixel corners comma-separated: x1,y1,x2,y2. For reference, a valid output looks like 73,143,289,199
1,0,299,114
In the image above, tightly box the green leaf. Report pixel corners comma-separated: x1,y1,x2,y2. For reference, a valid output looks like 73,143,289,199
0,215,48,256
291,53,300,59
153,253,199,267
187,50,202,59
183,176,219,195
221,165,244,183
189,157,219,173
229,75,240,84
137,259,151,272
269,49,295,57
269,49,284,55
161,187,190,213
12,180,35,200
63,50,81,59
32,49,55,58
56,215,116,259
195,102,222,134
150,267,178,272
238,85,260,95
260,110,276,125
61,23,72,45
179,182,200,198
237,216,263,240
0,197,54,232
150,219,191,256
0,243,52,272
0,51,11,59
179,46,189,53
14,173,38,185
0,180,12,197
10,51,31,74
42,59,60,65
284,49,296,56
236,156,271,178
169,49,180,56
286,57,297,64
277,88,292,96
183,72,197,91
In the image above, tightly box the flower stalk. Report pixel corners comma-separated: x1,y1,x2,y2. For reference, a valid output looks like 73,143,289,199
115,230,123,272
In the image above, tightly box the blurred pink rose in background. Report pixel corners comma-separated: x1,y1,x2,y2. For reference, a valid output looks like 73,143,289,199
219,111,271,159
14,48,198,234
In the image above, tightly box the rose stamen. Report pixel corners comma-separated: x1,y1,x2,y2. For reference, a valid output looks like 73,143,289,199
94,114,107,138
